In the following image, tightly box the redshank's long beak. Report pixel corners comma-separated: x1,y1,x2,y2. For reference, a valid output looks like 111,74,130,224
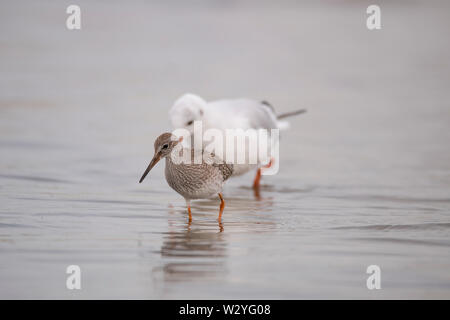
139,153,161,183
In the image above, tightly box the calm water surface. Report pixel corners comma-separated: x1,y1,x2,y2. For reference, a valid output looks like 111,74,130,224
0,1,449,298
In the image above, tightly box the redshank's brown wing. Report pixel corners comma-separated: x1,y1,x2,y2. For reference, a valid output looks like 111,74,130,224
215,162,233,181
199,149,234,182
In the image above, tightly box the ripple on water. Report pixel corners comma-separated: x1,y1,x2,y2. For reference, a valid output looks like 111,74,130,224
332,222,450,231
0,174,69,184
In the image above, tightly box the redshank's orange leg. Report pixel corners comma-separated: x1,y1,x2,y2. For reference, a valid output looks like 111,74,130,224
218,193,225,222
252,158,274,189
187,202,192,222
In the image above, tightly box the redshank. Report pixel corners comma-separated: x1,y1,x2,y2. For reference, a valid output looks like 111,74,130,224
169,93,306,190
139,132,233,222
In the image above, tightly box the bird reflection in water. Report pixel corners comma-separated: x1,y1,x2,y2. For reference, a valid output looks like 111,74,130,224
153,190,275,283
154,189,276,281
157,211,227,282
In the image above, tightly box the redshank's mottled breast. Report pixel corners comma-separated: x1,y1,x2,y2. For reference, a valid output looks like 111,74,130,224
139,132,233,222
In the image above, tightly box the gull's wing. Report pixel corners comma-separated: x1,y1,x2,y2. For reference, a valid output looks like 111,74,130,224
207,98,278,130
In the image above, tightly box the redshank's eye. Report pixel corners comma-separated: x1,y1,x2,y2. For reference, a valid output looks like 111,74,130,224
162,144,169,150
186,120,193,126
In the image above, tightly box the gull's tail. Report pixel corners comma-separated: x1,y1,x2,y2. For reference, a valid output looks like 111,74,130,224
277,108,307,119
261,101,307,130
276,108,307,130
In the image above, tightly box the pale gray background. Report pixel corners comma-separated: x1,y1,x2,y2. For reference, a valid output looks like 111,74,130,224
0,0,449,298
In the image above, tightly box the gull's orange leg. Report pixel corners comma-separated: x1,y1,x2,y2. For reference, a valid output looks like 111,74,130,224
218,193,225,222
253,168,262,189
264,158,274,169
252,158,274,189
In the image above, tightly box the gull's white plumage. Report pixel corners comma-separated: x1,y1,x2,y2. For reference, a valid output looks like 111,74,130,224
170,94,283,133
169,93,305,179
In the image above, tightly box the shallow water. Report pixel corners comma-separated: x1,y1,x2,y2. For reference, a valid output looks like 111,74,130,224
0,1,450,299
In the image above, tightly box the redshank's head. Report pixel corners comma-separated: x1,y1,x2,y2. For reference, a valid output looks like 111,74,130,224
169,93,206,133
139,133,183,183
